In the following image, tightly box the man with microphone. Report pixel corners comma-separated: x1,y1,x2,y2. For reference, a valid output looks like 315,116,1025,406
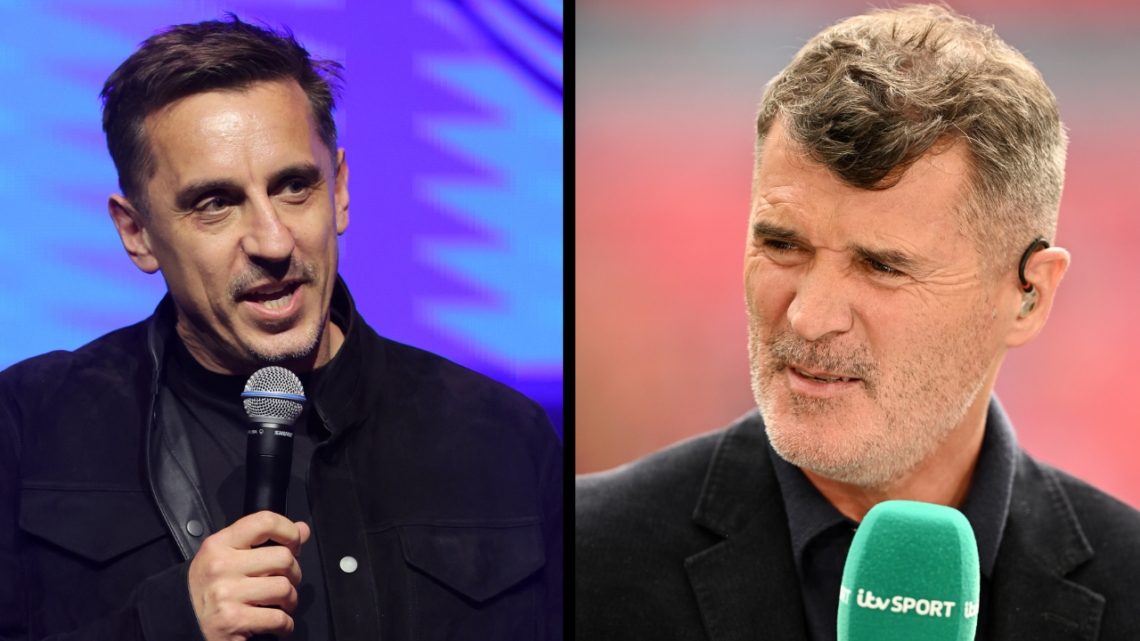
578,5,1140,640
0,15,562,641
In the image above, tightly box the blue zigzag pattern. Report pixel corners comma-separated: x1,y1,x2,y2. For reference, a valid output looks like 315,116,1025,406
417,0,563,373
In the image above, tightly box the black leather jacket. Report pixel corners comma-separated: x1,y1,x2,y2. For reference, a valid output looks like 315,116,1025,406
0,277,563,640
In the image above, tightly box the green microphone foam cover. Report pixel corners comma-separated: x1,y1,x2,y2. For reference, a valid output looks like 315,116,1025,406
837,500,980,641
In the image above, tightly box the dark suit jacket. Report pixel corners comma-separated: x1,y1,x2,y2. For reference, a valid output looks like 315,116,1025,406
576,409,1140,640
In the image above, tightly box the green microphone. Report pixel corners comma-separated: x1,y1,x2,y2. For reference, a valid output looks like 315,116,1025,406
837,500,980,641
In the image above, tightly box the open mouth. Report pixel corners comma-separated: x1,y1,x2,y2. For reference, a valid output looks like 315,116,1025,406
240,282,301,310
792,367,858,384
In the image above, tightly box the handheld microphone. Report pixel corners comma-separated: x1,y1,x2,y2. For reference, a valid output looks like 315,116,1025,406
241,370,305,641
241,366,306,517
837,500,980,641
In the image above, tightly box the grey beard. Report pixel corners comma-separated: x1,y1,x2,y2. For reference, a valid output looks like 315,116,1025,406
748,314,989,489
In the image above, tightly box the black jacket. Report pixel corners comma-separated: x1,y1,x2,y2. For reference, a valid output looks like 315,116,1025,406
576,409,1140,640
0,278,563,640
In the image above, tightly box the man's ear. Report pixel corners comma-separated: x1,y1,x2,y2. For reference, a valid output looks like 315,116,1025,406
334,148,349,235
108,194,160,274
1005,246,1070,348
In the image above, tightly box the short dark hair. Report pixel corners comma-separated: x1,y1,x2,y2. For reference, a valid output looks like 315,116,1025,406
100,14,344,216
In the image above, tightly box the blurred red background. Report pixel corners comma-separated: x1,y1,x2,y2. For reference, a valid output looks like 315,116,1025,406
577,0,1140,508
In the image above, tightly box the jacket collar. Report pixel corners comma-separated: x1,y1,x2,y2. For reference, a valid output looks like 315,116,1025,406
146,275,383,442
306,276,385,443
146,294,176,383
145,294,198,558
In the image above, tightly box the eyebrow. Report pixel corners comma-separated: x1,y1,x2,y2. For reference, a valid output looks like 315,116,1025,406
173,162,325,211
174,178,238,211
752,220,922,272
751,221,800,240
269,162,324,189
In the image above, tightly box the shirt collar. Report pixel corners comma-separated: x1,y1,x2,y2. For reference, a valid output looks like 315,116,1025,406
769,393,1019,579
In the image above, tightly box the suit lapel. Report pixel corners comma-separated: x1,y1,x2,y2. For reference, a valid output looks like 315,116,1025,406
988,450,1104,640
684,412,808,641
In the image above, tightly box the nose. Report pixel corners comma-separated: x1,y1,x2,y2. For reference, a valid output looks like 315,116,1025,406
241,193,295,263
787,257,854,341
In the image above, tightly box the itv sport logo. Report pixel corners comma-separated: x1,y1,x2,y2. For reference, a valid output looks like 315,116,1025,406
840,585,978,620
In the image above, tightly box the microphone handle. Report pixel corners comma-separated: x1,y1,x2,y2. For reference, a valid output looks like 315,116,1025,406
244,422,295,641
244,422,294,516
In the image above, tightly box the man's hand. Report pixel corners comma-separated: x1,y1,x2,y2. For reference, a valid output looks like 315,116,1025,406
188,511,311,640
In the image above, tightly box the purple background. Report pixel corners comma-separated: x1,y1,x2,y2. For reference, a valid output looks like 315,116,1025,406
0,0,562,435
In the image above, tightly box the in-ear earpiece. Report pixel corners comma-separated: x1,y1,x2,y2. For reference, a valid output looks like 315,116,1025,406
1019,289,1039,317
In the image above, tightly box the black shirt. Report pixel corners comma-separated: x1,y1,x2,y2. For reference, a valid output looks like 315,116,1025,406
770,396,1018,641
162,334,332,640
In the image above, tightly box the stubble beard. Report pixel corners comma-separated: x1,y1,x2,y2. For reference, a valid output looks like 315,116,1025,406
747,305,992,489
244,317,325,365
230,258,326,366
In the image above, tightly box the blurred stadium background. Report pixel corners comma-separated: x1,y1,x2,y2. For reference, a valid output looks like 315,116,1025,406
0,0,562,437
578,0,1140,506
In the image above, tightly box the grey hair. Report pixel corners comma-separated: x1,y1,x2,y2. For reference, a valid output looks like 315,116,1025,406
753,4,1067,276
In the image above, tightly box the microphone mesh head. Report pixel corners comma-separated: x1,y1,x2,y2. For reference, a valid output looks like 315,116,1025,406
243,366,305,423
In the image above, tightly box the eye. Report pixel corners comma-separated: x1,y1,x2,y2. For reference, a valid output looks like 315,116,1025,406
762,239,799,252
759,238,810,266
279,177,312,202
198,196,230,213
867,259,905,277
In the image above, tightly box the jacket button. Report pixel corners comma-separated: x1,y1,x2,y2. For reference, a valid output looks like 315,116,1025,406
186,520,204,537
339,556,358,573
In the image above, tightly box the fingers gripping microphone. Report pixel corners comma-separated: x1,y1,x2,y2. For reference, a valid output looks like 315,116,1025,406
241,366,306,517
838,501,980,641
